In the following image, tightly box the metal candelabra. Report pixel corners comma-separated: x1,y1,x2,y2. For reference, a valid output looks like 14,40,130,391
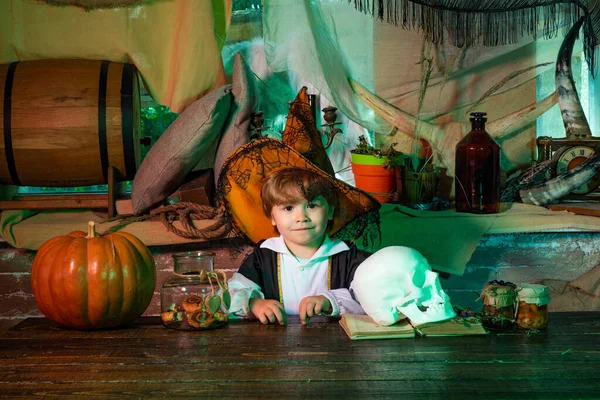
320,106,342,150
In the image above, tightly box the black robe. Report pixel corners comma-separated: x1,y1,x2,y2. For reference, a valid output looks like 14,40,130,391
237,241,372,301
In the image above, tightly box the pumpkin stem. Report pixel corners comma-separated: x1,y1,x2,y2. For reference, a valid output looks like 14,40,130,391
87,221,97,239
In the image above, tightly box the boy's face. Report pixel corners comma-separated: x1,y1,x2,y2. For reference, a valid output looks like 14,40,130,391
270,195,334,250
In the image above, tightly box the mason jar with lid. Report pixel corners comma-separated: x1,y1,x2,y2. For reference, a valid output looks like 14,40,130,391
480,280,517,330
516,283,550,330
160,251,230,330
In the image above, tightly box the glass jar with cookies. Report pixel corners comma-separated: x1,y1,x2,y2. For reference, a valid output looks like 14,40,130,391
160,251,230,330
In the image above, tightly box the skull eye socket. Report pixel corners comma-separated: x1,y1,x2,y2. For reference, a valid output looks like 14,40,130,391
412,273,426,287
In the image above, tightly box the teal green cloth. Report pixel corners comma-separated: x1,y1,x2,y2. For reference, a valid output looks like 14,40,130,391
358,202,600,276
2,203,599,276
1,210,39,246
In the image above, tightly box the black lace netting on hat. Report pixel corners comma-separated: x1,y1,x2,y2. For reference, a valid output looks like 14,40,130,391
217,139,381,250
281,90,336,177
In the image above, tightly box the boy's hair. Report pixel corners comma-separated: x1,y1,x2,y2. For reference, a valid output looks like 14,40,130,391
261,168,339,217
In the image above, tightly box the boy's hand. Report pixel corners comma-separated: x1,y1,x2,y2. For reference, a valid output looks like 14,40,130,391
249,298,287,325
299,295,332,325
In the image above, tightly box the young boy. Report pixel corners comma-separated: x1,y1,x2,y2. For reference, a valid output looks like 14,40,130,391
228,168,372,325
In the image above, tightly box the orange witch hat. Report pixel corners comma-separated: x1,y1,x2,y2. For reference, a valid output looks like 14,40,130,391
217,87,380,245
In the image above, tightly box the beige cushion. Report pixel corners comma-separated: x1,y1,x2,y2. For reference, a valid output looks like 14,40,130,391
211,52,258,188
131,86,232,213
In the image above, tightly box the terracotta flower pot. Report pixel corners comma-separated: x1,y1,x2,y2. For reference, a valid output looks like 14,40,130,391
350,153,396,203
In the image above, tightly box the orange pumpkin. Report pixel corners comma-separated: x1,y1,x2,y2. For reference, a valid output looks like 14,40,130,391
31,221,156,329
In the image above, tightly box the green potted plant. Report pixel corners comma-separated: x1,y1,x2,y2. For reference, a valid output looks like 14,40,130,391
350,135,404,203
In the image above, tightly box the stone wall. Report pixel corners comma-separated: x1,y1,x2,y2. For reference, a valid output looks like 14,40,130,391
1,232,599,329
444,232,600,309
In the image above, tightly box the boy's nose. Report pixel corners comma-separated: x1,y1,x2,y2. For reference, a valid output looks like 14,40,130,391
295,208,309,221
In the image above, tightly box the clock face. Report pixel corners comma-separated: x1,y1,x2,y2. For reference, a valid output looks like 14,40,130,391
554,145,600,195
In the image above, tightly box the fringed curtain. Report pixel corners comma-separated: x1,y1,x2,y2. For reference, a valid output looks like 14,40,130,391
350,0,600,75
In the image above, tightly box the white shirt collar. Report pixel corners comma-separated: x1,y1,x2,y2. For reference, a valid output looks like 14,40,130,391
260,235,349,262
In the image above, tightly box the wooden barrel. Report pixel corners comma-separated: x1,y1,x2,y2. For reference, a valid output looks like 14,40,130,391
0,59,141,187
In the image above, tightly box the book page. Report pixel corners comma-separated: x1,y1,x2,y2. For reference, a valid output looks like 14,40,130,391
412,318,487,337
340,314,415,340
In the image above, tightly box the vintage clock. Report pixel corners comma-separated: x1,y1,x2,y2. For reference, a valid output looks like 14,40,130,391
536,137,600,196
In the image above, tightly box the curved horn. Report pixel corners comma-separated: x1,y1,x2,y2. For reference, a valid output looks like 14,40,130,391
520,17,597,205
350,79,427,138
520,150,600,205
556,16,591,138
487,91,558,139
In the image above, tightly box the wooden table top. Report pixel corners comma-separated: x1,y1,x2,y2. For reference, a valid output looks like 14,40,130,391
1,312,599,399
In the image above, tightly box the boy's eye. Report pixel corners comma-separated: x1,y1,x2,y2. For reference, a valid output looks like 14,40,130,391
283,205,294,212
307,202,319,209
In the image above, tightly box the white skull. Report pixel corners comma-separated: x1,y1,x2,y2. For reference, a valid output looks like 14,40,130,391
352,246,456,326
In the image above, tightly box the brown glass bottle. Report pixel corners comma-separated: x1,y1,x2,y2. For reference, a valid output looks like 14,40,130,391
455,112,500,214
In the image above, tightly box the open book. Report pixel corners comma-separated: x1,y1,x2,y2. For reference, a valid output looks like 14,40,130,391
339,313,488,340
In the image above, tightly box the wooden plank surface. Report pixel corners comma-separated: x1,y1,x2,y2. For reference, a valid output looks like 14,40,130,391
2,380,599,399
0,195,109,210
0,313,599,398
547,202,600,217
